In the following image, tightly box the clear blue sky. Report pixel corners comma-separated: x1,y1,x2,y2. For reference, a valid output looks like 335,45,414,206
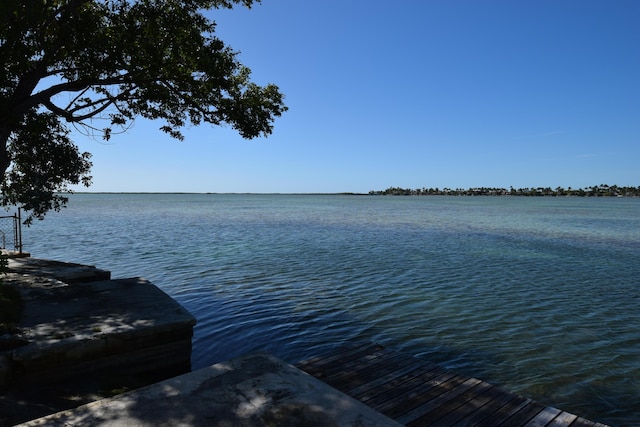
72,0,639,193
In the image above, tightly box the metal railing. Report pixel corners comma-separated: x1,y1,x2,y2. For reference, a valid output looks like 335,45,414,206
0,208,23,253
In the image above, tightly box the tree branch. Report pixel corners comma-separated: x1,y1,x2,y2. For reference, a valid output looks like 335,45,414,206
11,74,130,117
43,96,115,123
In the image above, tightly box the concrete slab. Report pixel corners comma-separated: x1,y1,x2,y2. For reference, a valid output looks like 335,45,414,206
7,257,110,283
2,269,196,388
1,258,196,426
17,352,402,427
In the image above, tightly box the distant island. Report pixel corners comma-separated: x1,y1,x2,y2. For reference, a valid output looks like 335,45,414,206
369,184,640,197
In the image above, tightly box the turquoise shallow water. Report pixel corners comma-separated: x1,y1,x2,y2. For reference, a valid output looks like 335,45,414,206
22,194,640,426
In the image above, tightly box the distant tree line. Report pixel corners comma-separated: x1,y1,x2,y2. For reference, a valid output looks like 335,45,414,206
369,185,640,197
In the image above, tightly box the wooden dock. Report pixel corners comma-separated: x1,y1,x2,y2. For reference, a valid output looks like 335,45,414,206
296,343,609,427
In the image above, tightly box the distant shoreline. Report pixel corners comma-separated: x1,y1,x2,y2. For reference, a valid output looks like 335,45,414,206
369,185,640,197
68,186,639,197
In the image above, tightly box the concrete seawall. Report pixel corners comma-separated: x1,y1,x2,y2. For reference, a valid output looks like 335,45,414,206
1,257,196,425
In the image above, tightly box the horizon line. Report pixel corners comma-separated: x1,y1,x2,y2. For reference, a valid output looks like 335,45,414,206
67,191,369,195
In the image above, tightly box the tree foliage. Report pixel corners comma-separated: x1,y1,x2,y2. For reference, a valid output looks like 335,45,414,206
0,0,287,222
370,185,640,197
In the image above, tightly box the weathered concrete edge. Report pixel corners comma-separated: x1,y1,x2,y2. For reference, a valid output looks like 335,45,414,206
17,352,403,427
2,259,196,389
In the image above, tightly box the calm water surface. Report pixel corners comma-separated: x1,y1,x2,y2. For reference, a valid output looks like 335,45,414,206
22,194,640,426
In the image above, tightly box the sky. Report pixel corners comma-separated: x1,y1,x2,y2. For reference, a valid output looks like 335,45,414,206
71,0,639,193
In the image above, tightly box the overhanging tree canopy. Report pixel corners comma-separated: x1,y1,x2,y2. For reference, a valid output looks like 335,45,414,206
0,0,287,223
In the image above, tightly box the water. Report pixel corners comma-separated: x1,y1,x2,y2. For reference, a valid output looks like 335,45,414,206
21,194,640,426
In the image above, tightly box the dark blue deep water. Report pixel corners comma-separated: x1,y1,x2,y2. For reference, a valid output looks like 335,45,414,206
22,194,640,425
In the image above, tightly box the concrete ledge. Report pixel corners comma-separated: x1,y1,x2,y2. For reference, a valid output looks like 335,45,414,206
2,258,196,389
7,257,110,283
17,353,402,427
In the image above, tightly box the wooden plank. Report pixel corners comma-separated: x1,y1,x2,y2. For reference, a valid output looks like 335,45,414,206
353,363,447,405
467,395,533,426
320,349,407,387
296,344,610,427
314,347,388,382
524,406,562,427
352,363,446,407
367,371,459,415
295,342,380,371
466,388,525,426
568,418,599,427
409,379,497,426
383,373,470,419
295,342,383,377
344,354,431,396
547,411,578,426
396,377,483,425
499,400,547,427
329,350,445,400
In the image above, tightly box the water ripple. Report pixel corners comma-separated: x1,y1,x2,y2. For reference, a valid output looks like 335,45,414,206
23,194,640,426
